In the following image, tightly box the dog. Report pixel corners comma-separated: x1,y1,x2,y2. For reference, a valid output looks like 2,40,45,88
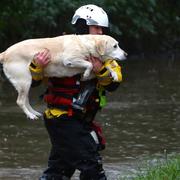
0,34,127,120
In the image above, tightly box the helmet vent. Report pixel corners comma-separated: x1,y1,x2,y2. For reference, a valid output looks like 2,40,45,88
86,15,92,19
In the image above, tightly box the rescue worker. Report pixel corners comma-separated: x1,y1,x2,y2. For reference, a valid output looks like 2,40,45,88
29,4,123,180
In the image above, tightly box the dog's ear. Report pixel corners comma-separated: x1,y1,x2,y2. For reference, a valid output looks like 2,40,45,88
96,40,107,56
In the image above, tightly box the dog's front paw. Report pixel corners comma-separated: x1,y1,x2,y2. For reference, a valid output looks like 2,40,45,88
111,71,118,82
82,70,91,80
82,75,89,81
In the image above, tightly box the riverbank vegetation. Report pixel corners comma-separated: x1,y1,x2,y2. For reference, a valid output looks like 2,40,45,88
0,0,179,56
133,155,180,180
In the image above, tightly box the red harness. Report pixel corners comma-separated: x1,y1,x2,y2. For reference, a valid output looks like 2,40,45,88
44,76,81,115
44,76,100,117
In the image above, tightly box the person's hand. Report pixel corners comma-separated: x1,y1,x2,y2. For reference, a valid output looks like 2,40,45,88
87,56,103,73
33,48,51,67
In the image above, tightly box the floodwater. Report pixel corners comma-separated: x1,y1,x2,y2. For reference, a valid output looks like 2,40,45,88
0,57,180,179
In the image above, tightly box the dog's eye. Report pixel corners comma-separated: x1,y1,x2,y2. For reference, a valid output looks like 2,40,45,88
113,44,118,48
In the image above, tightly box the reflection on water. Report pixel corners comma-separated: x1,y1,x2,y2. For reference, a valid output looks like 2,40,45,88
0,58,180,179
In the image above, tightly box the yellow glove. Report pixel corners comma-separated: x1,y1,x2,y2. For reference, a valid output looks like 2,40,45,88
29,49,50,81
29,59,43,81
45,108,68,119
96,59,122,86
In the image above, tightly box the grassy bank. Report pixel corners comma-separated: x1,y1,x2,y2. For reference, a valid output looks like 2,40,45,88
133,155,180,180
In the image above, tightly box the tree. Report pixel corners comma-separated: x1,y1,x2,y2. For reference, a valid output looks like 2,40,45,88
0,0,179,54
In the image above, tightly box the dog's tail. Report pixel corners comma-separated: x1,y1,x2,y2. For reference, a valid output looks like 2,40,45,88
0,52,4,63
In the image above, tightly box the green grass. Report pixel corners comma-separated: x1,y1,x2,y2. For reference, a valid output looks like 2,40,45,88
133,156,180,180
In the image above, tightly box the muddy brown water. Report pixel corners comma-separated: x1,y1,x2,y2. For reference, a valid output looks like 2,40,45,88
0,58,180,179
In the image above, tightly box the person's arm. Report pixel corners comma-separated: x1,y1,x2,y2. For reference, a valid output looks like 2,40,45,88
29,49,51,87
88,57,122,92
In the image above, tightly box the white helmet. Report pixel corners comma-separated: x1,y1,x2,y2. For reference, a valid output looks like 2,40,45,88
71,4,109,27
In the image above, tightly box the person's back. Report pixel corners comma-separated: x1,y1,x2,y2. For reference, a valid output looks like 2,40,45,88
30,4,123,180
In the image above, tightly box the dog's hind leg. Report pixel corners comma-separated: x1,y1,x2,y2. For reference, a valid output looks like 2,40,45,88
25,98,42,117
16,85,39,120
3,62,39,119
